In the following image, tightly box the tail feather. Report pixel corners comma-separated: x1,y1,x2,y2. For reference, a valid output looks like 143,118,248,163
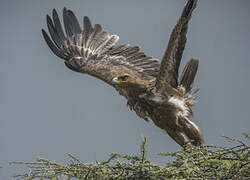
179,59,199,93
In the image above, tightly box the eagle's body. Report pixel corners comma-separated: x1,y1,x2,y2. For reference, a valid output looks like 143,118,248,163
42,0,203,147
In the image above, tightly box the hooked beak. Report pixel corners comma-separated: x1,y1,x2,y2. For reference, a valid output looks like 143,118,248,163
111,77,119,85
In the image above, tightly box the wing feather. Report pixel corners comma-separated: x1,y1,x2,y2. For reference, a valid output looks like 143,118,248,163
42,29,68,60
63,8,74,37
156,0,198,90
95,34,119,54
126,52,146,62
66,10,81,34
88,24,103,50
83,16,93,47
121,46,140,56
108,44,129,55
42,8,160,86
52,9,66,41
91,31,109,52
46,15,63,48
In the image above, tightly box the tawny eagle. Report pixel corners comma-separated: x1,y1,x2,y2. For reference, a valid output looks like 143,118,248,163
42,0,203,147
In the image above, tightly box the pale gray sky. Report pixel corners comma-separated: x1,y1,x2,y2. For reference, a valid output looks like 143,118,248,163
1,0,250,178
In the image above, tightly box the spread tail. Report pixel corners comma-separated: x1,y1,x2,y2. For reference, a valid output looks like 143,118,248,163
179,59,199,93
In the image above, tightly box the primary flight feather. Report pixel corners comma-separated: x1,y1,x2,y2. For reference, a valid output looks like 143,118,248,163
42,0,203,147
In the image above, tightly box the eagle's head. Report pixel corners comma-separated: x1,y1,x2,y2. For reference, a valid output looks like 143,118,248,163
111,74,147,91
112,74,133,86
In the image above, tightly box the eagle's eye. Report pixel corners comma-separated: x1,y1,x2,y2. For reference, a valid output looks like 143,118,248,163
118,75,129,81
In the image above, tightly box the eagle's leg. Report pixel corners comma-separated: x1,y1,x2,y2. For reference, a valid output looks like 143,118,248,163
178,116,204,146
151,113,190,147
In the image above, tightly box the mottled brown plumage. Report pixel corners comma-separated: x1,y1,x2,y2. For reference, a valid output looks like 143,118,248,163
42,0,203,147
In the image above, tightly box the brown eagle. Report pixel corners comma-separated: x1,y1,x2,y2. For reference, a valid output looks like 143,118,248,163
42,0,203,147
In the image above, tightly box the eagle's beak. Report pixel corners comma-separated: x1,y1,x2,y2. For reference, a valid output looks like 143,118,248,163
111,77,119,85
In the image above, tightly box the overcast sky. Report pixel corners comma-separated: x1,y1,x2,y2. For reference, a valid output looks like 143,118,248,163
1,0,250,178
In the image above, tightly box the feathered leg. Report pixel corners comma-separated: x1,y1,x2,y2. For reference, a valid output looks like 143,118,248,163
179,117,203,146
163,125,190,147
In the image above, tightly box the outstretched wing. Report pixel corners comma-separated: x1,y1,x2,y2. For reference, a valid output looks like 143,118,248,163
155,0,198,90
42,8,160,86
